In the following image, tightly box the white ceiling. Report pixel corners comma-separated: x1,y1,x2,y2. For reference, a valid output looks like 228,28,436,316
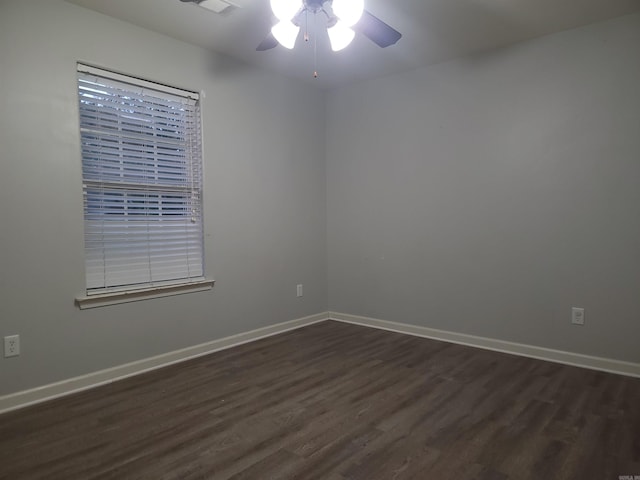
66,0,640,89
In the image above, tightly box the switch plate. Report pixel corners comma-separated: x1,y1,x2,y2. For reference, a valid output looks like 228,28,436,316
571,307,585,325
297,284,303,297
4,335,20,357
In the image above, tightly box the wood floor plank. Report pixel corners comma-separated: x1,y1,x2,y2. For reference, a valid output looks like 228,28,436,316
1,320,639,479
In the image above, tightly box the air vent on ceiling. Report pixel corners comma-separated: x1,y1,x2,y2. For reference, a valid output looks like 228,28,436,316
196,0,240,14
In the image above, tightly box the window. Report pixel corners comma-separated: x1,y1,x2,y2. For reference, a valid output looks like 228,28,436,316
77,64,206,299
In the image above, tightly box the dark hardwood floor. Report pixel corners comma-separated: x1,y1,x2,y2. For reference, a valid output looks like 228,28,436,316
1,320,639,479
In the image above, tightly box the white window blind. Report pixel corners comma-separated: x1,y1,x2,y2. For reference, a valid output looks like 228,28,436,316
77,64,204,295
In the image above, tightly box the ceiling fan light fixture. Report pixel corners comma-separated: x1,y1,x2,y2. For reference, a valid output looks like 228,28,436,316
270,0,300,21
271,20,300,49
328,21,355,51
331,0,363,27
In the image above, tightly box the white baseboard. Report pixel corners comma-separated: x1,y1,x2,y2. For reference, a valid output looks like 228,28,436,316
329,311,640,378
0,312,329,414
3,310,638,414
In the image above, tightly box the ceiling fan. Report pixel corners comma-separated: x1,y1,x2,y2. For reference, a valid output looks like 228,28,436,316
180,0,402,52
257,0,402,52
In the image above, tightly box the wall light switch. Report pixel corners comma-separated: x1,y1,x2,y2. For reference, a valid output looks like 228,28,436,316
297,284,303,297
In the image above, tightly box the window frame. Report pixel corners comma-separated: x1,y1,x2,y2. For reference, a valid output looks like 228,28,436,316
75,64,212,308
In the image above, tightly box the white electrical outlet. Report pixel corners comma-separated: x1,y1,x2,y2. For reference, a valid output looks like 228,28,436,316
4,335,20,357
297,284,303,297
571,307,585,325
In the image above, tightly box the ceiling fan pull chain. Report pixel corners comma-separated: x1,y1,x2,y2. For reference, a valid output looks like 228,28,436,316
304,9,309,42
313,11,318,78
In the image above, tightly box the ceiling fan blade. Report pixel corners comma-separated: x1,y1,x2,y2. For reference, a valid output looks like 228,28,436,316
353,10,402,48
256,32,279,51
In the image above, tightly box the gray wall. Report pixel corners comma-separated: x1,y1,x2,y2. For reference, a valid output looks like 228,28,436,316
0,0,327,395
327,13,640,363
1,1,639,398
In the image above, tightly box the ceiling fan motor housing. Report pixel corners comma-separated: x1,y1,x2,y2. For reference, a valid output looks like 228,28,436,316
303,0,330,13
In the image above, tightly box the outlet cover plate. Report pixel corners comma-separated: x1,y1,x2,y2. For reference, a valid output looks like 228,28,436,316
571,307,585,325
4,335,20,357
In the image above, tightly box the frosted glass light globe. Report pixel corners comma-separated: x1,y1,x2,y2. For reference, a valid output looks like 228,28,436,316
270,0,300,21
332,0,364,27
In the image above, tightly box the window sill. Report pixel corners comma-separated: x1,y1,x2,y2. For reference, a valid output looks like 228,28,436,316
75,280,214,309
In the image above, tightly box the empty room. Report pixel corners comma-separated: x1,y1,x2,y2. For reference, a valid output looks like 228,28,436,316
1,0,639,478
